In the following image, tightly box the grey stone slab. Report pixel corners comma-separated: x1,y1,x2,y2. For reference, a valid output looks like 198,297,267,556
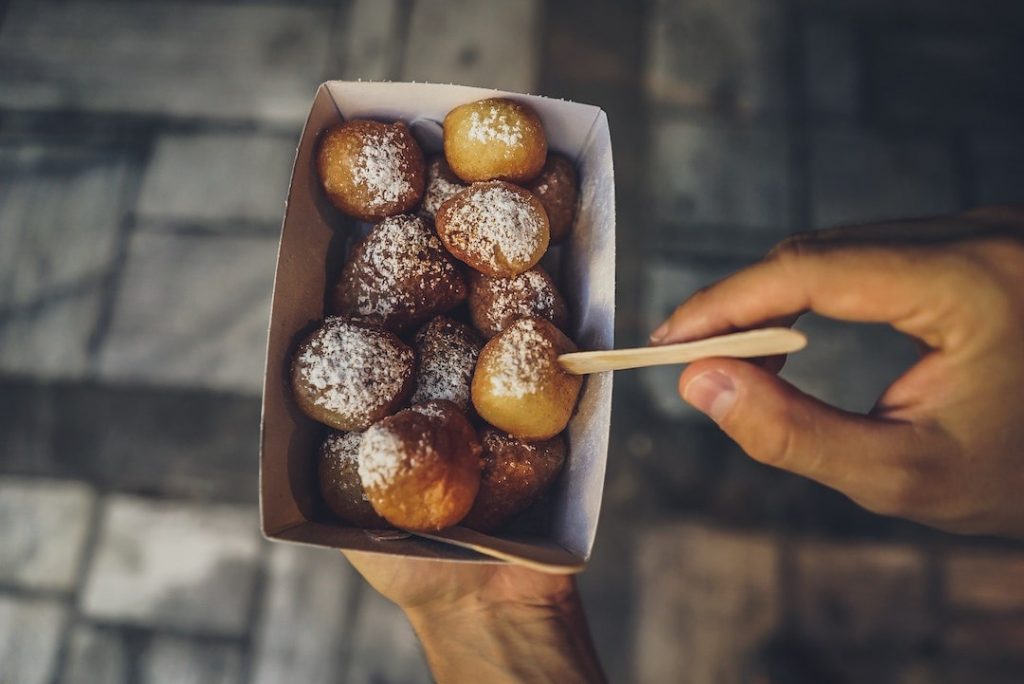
402,0,541,93
646,0,787,118
0,295,103,381
872,28,1024,131
804,18,860,118
344,587,431,684
809,127,957,227
342,0,401,81
891,658,1024,684
795,540,930,645
651,119,791,231
0,595,69,684
575,510,636,684
0,477,96,591
972,136,1024,205
59,623,127,684
96,232,277,395
793,0,1024,21
0,2,331,123
944,549,1024,613
0,379,52,476
251,544,356,684
136,132,296,226
139,636,242,684
0,144,133,378
80,496,260,635
634,522,781,684
0,378,261,505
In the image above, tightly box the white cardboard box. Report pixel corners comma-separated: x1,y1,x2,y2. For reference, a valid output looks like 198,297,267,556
260,81,615,573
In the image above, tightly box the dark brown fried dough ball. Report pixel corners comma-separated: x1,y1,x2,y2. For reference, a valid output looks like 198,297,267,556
317,120,425,222
411,316,483,410
318,431,390,528
420,155,467,220
461,429,566,533
527,154,578,244
468,266,569,338
332,214,467,332
291,317,415,431
471,316,582,441
443,98,547,184
358,400,482,531
435,181,549,278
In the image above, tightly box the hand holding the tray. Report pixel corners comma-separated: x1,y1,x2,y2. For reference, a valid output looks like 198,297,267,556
651,206,1024,537
343,551,607,683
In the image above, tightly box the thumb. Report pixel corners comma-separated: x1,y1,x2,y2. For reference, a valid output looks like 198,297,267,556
679,358,922,505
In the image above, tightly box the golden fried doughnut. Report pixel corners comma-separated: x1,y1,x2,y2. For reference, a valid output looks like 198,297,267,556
468,266,569,338
332,214,467,331
527,154,578,244
317,120,425,222
443,98,547,183
358,400,482,531
411,316,483,410
420,154,466,220
471,316,582,441
291,317,415,431
461,429,566,532
318,431,390,528
434,181,549,278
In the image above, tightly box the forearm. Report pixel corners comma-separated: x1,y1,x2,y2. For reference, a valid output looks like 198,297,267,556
406,579,607,684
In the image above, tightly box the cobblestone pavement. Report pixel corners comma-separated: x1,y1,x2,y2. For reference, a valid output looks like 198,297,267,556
2,1,1024,682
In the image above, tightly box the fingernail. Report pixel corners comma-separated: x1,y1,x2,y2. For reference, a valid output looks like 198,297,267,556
649,322,669,344
682,370,737,423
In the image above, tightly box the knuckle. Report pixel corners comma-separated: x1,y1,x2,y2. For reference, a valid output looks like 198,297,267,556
766,233,809,262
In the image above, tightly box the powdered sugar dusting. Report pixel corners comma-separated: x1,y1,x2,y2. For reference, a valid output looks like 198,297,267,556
479,269,558,334
421,158,465,219
296,317,413,419
482,429,538,456
323,431,363,466
468,106,525,148
346,215,462,322
350,127,414,209
440,183,544,272
410,401,447,421
411,318,481,408
357,424,406,489
488,318,548,399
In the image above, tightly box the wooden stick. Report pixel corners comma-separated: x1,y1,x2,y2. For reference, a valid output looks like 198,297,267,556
557,328,807,375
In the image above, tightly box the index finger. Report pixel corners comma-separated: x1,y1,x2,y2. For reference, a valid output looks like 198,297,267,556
651,239,952,345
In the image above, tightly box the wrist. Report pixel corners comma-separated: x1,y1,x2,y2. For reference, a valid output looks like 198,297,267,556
404,577,606,684
404,573,578,625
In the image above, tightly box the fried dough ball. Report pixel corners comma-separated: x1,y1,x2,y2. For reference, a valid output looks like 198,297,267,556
291,317,415,431
471,317,583,441
318,431,389,528
411,316,484,410
332,214,467,332
317,120,425,222
461,429,566,532
358,400,482,531
435,181,549,278
527,154,578,244
468,266,569,338
444,98,546,183
420,155,467,220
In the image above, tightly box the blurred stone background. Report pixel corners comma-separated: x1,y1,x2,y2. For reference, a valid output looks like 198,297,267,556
1,0,1024,682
